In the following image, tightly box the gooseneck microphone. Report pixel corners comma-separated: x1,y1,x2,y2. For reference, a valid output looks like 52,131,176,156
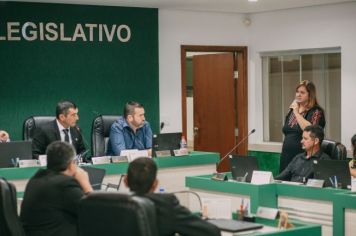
217,129,256,170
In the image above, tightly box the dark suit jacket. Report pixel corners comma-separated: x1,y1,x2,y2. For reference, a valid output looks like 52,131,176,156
32,120,85,158
20,169,84,236
145,193,221,236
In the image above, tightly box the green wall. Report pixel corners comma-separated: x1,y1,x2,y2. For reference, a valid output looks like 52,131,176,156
248,150,281,176
0,2,159,145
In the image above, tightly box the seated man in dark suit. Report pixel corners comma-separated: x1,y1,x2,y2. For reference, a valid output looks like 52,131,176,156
124,157,221,236
275,125,330,183
32,100,86,159
21,141,93,236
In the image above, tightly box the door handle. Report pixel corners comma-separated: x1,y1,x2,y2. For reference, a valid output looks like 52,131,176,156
194,127,199,136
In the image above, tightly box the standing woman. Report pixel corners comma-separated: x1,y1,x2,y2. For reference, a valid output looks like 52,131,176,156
279,80,325,173
349,134,356,177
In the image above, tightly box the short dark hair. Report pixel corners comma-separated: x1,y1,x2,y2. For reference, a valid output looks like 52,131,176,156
351,134,356,158
46,141,76,172
126,157,157,195
304,125,324,143
56,100,77,119
123,101,143,119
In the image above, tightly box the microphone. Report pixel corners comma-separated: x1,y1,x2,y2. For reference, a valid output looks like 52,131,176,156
75,125,91,161
217,129,256,171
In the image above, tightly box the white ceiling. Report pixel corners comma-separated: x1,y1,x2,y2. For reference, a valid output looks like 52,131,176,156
7,0,356,14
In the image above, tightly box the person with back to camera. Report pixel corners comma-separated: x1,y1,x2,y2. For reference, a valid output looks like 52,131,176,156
0,130,10,142
348,134,356,177
21,141,93,236
124,157,221,236
279,80,326,173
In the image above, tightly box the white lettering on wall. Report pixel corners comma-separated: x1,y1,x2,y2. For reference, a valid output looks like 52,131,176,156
8,22,21,41
22,22,37,41
0,21,132,43
117,24,131,42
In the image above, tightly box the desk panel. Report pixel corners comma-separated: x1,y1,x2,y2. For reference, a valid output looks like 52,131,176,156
2,151,219,193
276,184,347,236
186,175,277,214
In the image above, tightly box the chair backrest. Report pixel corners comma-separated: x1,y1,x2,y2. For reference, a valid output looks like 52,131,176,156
321,139,347,160
79,192,157,236
91,115,119,157
23,116,55,141
0,178,25,236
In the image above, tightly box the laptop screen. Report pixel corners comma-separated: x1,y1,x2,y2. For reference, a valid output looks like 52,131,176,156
313,159,351,189
81,166,106,190
152,132,181,157
229,155,259,182
0,141,32,168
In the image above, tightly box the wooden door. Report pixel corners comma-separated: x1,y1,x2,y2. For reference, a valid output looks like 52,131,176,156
193,53,235,171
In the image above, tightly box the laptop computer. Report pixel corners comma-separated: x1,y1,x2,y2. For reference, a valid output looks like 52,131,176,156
0,141,32,168
81,166,106,190
207,219,263,233
313,159,351,189
230,155,259,182
152,132,181,157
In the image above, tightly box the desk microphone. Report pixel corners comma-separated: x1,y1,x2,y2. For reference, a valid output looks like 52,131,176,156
75,125,91,161
216,129,256,171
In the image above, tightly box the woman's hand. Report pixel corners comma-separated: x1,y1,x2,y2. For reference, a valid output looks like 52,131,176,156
289,100,299,113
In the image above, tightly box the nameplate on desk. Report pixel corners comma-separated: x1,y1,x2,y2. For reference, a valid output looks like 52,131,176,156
111,156,128,163
211,173,228,181
155,150,171,157
18,159,39,168
91,156,111,165
306,179,324,188
38,155,47,167
256,206,279,220
251,171,274,185
173,148,189,156
127,150,149,162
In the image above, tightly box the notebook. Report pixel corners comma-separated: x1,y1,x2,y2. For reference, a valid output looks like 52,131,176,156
229,155,259,182
0,141,32,168
313,159,351,189
207,219,263,233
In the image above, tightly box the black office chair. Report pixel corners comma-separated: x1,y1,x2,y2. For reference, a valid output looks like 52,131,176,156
79,192,157,236
23,116,55,140
91,115,119,157
0,178,26,236
321,139,347,160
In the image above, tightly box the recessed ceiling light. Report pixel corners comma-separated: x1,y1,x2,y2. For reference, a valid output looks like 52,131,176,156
248,0,258,2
